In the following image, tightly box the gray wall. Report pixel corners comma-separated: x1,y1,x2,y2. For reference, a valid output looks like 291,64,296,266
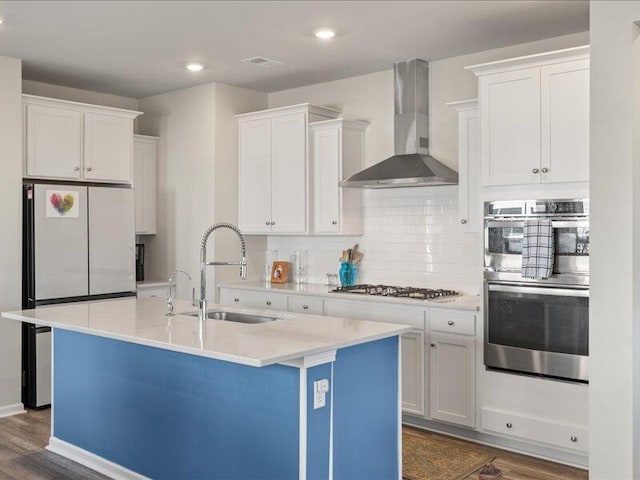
0,55,23,413
589,1,640,477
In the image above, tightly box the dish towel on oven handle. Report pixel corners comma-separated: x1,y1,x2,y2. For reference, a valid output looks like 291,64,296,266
521,219,554,279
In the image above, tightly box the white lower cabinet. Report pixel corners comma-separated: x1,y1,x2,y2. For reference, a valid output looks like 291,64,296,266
220,289,288,311
481,408,588,453
428,309,476,427
401,331,425,416
429,333,476,428
288,295,324,315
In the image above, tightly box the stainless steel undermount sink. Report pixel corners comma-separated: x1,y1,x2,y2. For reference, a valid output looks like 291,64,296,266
181,310,281,324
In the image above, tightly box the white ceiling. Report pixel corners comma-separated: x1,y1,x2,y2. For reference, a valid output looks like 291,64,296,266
0,1,589,98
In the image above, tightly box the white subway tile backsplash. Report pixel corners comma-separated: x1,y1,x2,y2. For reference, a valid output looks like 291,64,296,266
267,186,481,294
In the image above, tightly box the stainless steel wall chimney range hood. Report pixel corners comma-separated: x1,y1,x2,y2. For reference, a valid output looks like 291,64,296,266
340,59,458,188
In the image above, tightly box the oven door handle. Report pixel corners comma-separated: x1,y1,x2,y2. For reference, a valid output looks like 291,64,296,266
488,284,589,297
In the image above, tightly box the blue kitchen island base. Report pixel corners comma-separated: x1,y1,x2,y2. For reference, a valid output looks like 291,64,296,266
49,329,401,480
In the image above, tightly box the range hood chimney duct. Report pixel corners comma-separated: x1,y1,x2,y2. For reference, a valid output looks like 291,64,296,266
340,59,458,188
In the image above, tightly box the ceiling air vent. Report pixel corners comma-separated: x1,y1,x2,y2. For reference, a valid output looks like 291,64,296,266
241,56,284,69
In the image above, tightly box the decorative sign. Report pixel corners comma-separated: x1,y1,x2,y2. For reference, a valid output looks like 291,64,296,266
46,190,79,218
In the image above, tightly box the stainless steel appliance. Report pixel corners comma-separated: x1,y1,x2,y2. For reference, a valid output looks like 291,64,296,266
332,284,458,300
340,59,458,188
22,182,136,408
483,199,589,383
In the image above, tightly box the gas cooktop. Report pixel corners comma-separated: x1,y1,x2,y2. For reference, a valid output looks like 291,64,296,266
331,284,459,300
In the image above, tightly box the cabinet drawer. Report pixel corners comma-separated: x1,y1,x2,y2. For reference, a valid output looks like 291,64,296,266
288,296,324,315
481,408,588,453
221,289,288,311
430,309,475,336
137,286,168,299
324,299,425,330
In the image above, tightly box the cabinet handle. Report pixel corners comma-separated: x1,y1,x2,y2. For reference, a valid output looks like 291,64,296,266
460,219,467,224
532,168,539,174
266,301,272,306
271,221,275,225
332,220,338,225
303,305,309,310
506,423,513,429
541,168,549,173
234,298,239,302
86,167,93,172
74,166,80,171
447,320,455,326
570,436,578,443
430,343,436,347
265,221,270,225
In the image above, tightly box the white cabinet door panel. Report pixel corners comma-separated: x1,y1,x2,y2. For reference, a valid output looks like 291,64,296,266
541,59,590,184
84,113,133,183
239,119,272,233
288,295,324,315
480,68,541,186
429,333,475,427
133,137,157,234
313,126,341,233
401,331,425,416
26,105,82,179
88,187,136,295
271,113,307,233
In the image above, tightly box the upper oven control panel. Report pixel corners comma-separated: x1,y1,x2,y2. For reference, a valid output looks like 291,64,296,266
485,199,590,218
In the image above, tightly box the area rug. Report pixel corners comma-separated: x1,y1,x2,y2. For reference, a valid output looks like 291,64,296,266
403,429,495,480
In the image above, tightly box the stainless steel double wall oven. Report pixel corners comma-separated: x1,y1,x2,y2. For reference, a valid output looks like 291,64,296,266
484,199,589,383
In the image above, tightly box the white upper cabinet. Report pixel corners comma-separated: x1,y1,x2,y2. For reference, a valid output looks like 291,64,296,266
447,100,480,232
26,104,83,179
236,104,340,235
84,112,134,183
23,95,141,184
467,46,589,187
541,59,590,183
133,135,158,235
310,119,367,235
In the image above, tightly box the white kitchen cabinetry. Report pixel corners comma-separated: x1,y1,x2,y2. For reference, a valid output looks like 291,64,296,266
220,288,288,311
133,135,158,235
428,309,476,428
324,298,427,417
310,119,368,235
481,408,588,453
447,100,479,232
23,95,141,183
288,295,324,315
467,46,589,187
236,104,340,235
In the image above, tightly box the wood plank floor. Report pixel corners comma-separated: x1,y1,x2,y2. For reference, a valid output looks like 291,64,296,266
0,409,588,479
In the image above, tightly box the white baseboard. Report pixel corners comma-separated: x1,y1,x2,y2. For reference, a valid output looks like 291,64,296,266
47,437,150,480
0,402,25,419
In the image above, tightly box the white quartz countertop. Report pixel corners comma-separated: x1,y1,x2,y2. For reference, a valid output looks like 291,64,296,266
2,297,411,367
219,281,481,311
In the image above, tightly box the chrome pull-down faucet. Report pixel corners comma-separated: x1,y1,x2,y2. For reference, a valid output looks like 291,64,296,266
199,223,247,321
166,269,193,316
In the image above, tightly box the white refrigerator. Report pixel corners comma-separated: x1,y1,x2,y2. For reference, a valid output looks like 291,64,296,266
22,183,136,408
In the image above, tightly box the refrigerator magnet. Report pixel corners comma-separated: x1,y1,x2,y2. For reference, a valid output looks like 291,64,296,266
46,190,80,218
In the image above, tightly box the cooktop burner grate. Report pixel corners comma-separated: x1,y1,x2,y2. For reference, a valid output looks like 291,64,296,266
331,284,459,300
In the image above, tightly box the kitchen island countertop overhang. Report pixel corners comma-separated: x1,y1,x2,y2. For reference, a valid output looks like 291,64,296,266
2,296,412,367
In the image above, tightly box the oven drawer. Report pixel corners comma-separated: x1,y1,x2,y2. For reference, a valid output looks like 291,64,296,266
481,407,588,453
430,309,475,336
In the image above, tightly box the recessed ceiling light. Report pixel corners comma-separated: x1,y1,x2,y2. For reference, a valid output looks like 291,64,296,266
0,17,4,25
186,63,203,72
314,29,336,40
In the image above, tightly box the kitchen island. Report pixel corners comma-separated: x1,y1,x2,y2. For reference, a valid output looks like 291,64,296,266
2,297,410,480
